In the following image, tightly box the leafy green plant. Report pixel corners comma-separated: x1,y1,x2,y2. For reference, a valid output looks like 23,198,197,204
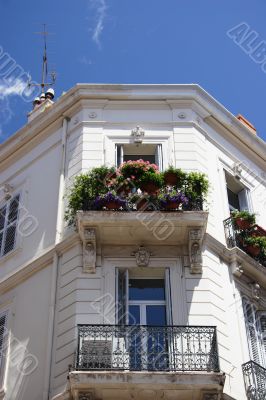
118,159,158,181
231,210,256,224
139,172,163,190
244,236,266,257
65,166,116,224
184,172,209,201
163,167,187,187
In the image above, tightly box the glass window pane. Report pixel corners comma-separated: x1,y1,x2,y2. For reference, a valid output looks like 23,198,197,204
123,155,155,163
146,305,166,326
129,279,165,301
8,195,19,224
129,305,140,325
227,188,240,211
0,207,6,231
3,225,16,255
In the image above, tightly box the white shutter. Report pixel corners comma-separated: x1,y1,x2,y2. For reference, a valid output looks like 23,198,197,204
155,144,163,171
259,315,266,367
238,189,249,211
0,312,7,369
115,145,124,168
243,299,262,364
165,268,173,325
116,269,128,325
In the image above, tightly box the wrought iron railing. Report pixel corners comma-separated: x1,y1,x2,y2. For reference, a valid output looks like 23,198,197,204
76,324,220,372
224,217,266,267
242,361,266,400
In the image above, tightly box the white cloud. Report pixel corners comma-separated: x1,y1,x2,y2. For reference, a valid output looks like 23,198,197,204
0,78,28,98
0,78,26,140
89,0,107,48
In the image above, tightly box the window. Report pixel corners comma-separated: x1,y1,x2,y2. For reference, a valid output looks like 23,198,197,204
0,194,20,257
116,268,172,325
116,144,163,171
243,298,266,368
225,172,251,212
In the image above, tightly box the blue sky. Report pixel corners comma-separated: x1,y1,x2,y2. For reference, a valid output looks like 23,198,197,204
1,0,266,142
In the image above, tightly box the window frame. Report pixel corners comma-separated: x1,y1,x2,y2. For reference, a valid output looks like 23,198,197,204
115,143,163,171
0,193,20,258
242,297,266,368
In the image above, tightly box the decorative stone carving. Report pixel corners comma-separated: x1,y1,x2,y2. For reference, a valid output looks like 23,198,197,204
232,261,244,277
79,392,94,400
89,111,97,119
132,246,152,267
178,112,186,119
189,229,204,274
80,228,96,273
131,126,145,143
251,282,260,300
202,393,219,400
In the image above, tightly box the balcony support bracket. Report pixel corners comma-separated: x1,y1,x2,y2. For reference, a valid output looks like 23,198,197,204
189,228,204,274
79,226,97,273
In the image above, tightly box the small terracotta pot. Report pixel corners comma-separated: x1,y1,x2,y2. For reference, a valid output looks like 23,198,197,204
235,218,252,230
163,201,180,210
140,183,159,194
164,172,179,186
105,201,122,210
246,244,260,257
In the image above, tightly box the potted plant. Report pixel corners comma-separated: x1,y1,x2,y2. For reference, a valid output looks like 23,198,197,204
93,191,127,210
244,236,266,257
128,190,156,211
158,189,188,210
163,167,186,187
184,172,209,210
65,166,116,224
231,210,256,230
118,159,158,181
139,172,163,194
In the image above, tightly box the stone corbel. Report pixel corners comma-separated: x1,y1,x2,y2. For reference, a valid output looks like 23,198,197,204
201,392,219,400
231,260,244,277
79,227,96,273
189,228,204,274
79,393,94,400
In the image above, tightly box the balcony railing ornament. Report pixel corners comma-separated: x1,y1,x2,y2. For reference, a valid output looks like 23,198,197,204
189,229,204,274
80,227,97,273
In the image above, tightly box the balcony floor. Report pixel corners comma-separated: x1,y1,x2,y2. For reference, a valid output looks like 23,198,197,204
69,370,225,400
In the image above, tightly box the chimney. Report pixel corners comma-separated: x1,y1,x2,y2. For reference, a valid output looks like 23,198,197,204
236,114,257,135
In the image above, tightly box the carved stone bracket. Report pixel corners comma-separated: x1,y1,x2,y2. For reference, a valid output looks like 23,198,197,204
189,228,204,274
131,125,145,143
201,392,219,400
80,227,96,273
250,282,261,300
78,392,94,400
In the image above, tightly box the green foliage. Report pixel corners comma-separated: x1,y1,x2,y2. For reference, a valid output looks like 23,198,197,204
139,172,164,187
184,172,209,201
65,166,116,224
231,210,256,224
163,167,187,186
245,236,266,249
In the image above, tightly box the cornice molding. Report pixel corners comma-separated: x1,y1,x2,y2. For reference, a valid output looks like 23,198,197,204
0,84,265,168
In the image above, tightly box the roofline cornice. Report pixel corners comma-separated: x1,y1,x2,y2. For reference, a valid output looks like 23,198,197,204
0,84,265,166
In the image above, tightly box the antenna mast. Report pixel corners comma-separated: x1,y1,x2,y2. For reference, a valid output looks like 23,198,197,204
28,23,56,93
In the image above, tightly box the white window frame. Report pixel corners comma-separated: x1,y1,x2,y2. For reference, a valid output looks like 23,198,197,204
0,193,20,258
243,297,266,368
105,133,172,171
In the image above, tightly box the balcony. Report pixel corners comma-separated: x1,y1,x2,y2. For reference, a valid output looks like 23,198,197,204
224,217,266,268
242,361,266,400
69,325,224,400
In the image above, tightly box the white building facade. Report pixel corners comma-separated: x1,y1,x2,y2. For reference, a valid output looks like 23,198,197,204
0,84,265,400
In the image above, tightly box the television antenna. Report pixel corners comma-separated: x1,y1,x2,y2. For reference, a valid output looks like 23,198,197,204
28,23,56,93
